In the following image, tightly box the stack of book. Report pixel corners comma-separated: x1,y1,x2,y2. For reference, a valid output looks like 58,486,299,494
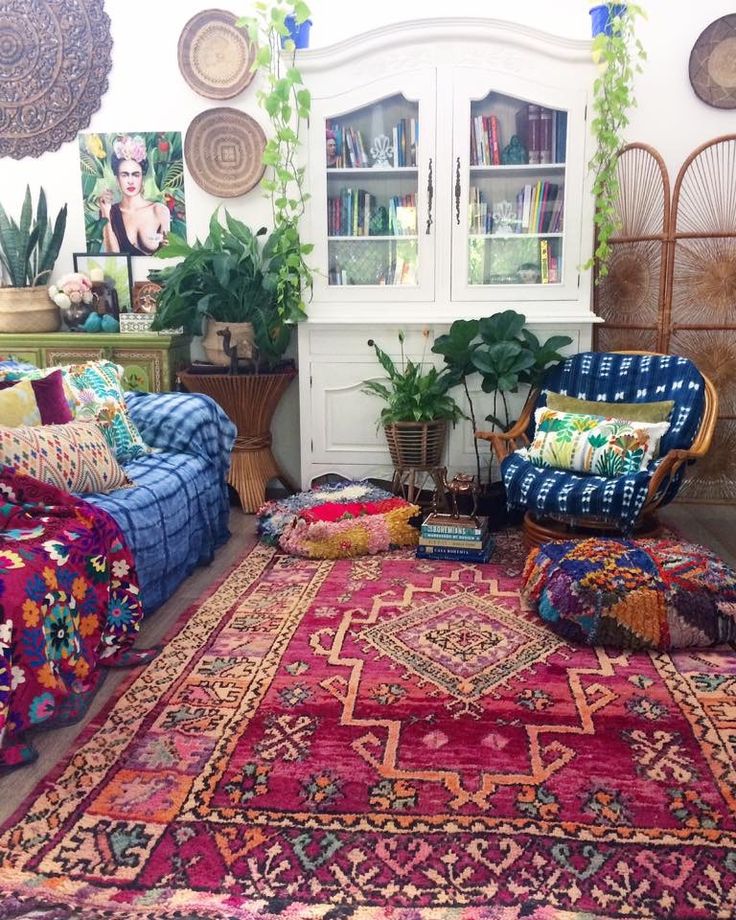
416,514,493,562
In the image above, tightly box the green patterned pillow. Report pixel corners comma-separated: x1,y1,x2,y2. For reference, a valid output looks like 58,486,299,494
545,391,674,423
63,360,150,463
526,408,670,477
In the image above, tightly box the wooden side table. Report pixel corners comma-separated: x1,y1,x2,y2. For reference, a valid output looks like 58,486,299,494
178,369,297,513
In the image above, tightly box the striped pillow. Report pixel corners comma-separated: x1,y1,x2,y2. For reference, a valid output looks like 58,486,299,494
0,421,131,493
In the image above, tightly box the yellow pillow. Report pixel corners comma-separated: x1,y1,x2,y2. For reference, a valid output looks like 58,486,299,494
545,391,674,423
0,377,42,426
0,421,132,494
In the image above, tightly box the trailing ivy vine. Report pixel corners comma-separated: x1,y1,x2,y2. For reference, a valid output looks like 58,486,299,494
240,1,313,319
584,2,646,280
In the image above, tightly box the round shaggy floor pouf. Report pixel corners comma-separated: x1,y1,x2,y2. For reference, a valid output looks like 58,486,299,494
257,481,420,559
523,537,736,649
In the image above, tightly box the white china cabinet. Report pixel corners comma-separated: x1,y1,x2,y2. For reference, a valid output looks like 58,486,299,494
296,19,596,487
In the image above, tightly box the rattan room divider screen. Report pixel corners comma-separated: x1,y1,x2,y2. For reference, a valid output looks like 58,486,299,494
593,135,736,502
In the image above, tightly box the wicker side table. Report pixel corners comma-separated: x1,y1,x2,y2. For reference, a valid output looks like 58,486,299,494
179,368,297,513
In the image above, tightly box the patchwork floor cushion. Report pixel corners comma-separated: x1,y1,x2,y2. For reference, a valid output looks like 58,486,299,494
257,481,420,558
523,537,736,649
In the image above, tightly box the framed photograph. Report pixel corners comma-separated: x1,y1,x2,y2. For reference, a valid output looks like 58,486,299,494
73,252,133,313
132,280,162,314
77,131,186,255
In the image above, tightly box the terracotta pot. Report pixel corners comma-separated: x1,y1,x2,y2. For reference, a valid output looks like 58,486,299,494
0,286,60,333
202,318,255,366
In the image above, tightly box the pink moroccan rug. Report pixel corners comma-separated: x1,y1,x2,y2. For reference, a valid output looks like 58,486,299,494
1,535,735,919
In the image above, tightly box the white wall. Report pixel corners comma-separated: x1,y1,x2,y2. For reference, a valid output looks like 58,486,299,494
1,0,734,483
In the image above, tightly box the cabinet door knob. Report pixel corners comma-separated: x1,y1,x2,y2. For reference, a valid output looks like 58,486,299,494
425,157,434,235
455,157,461,225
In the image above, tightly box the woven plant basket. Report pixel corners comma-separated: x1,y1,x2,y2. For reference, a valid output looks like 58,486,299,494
384,419,448,468
0,286,60,333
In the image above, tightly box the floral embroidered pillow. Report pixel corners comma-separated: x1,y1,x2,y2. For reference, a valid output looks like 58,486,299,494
62,360,150,463
0,359,149,463
526,409,670,477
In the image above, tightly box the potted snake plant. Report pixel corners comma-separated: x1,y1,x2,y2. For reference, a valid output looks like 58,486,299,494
0,186,67,333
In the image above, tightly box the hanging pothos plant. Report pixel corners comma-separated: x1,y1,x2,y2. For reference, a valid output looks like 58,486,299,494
239,1,313,322
584,2,646,279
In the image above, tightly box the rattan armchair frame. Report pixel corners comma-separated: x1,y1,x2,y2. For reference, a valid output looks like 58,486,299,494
474,351,718,543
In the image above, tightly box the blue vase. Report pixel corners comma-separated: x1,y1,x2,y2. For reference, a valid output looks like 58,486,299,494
282,14,312,49
589,4,627,37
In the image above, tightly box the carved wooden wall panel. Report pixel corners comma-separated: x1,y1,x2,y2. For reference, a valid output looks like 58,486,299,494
593,135,736,502
593,144,670,353
0,0,113,159
667,136,736,501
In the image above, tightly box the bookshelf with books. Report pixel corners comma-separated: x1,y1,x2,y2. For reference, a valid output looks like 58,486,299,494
296,19,595,487
461,90,570,290
321,94,424,290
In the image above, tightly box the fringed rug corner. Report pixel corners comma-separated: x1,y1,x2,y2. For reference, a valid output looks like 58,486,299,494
1,533,735,919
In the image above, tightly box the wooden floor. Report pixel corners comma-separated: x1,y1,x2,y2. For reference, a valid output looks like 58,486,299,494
0,501,733,824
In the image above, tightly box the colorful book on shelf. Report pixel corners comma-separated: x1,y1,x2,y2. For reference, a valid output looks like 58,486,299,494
395,205,417,236
490,115,501,165
516,103,541,164
416,534,494,562
539,107,553,164
420,531,488,548
555,111,568,163
421,513,487,537
540,238,550,284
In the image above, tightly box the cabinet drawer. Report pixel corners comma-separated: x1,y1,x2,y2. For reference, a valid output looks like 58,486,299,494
0,348,42,365
0,333,190,393
41,347,164,392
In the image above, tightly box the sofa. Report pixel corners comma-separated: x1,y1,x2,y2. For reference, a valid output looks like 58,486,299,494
83,389,236,614
0,357,236,615
0,366,236,767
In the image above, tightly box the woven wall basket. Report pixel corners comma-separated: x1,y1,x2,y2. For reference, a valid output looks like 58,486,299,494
0,287,60,333
384,419,448,468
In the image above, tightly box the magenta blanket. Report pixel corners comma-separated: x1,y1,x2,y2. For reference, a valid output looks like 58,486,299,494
0,468,145,769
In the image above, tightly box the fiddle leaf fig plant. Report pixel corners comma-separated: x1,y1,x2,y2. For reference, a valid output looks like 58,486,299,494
432,310,571,485
584,2,646,279
239,1,313,317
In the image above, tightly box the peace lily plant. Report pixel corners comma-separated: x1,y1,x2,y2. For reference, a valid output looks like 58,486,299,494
585,2,646,279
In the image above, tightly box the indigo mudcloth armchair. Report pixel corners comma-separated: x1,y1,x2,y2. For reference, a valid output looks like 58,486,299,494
475,352,717,539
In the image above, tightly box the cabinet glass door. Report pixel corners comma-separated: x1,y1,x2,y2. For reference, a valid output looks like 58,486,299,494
452,71,586,304
309,71,436,308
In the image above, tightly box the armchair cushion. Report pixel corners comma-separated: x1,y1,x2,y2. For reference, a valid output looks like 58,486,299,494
83,391,236,613
501,450,656,531
125,390,235,482
545,391,674,423
504,352,709,524
526,408,669,477
541,352,705,456
0,420,131,494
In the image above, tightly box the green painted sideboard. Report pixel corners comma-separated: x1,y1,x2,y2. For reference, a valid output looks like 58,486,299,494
0,333,190,392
